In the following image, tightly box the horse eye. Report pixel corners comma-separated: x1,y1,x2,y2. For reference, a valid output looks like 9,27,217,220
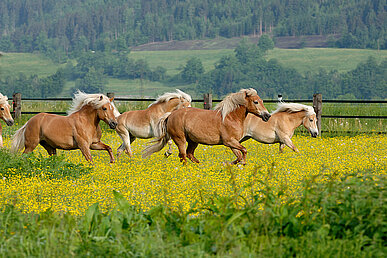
0,108,4,111
310,119,313,122
102,107,107,111
253,101,258,104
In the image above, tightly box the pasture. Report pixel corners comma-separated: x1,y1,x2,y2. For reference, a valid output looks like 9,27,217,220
0,110,386,255
1,129,386,215
1,47,386,97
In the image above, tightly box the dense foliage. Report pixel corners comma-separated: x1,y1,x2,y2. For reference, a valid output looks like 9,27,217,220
198,41,387,99
0,0,385,59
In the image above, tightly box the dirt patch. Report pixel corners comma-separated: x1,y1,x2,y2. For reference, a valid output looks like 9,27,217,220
131,34,340,51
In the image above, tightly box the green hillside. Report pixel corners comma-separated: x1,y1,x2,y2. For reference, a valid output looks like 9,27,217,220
1,47,386,97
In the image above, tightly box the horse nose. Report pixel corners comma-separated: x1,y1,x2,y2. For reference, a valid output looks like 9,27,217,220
262,112,271,122
109,121,117,129
6,119,14,126
311,131,318,138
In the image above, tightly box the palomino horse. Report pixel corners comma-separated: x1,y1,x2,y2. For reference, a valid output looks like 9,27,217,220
11,91,120,163
241,103,318,153
0,93,14,147
142,88,271,165
116,89,191,157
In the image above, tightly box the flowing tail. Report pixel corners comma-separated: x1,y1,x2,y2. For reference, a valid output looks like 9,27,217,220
142,112,171,158
11,123,27,153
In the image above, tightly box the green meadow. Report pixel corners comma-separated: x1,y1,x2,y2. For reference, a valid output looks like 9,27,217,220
1,48,386,97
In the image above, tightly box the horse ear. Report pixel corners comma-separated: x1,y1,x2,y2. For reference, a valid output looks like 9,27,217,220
99,95,103,101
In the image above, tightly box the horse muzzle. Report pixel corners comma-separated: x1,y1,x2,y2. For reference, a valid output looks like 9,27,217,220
310,131,318,138
261,112,271,122
6,119,14,126
109,121,118,129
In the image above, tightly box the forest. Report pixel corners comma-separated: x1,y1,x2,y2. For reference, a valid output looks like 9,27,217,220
0,0,386,99
0,0,386,61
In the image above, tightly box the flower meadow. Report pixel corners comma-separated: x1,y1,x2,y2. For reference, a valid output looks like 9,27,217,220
0,130,386,216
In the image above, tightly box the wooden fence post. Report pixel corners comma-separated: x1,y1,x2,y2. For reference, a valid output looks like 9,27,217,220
313,93,322,135
204,93,212,110
12,93,21,119
107,92,115,99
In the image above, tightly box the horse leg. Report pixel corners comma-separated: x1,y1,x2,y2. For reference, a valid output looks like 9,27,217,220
91,141,115,163
23,136,39,154
172,136,188,164
0,124,3,147
77,141,93,163
164,139,173,157
186,139,199,163
279,143,285,153
40,141,57,156
116,125,133,157
224,139,247,165
282,136,299,153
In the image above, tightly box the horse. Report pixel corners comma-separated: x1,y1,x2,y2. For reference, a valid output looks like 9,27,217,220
11,91,120,163
116,89,191,158
0,93,14,147
142,88,271,165
241,103,318,153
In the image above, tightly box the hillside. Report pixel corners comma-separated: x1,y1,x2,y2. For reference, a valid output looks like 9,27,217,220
0,0,385,57
131,35,341,51
1,46,386,98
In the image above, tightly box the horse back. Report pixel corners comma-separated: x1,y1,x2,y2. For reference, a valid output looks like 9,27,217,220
168,108,224,145
25,113,78,149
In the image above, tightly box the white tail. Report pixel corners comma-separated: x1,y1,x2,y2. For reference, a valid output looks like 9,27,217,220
11,123,27,153
142,112,171,158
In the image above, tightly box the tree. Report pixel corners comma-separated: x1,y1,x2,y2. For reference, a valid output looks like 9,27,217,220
257,34,274,53
73,67,107,94
181,57,204,83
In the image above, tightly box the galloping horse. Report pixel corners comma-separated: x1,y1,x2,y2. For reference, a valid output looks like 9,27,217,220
11,91,120,163
241,103,318,153
143,88,271,165
0,93,14,147
116,89,191,157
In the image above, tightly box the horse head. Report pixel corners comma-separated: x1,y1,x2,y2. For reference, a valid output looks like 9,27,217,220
97,96,118,129
303,113,318,137
162,90,191,112
244,89,271,122
0,96,14,126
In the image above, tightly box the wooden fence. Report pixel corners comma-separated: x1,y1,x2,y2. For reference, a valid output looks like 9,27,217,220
11,93,387,135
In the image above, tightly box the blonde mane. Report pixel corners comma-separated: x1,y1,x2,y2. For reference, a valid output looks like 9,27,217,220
272,103,315,116
67,90,120,116
215,88,258,120
149,89,192,107
0,93,9,106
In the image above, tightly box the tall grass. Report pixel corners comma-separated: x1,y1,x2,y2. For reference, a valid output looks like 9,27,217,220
1,164,385,257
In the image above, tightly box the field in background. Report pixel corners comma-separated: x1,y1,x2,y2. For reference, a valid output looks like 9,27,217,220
1,47,386,97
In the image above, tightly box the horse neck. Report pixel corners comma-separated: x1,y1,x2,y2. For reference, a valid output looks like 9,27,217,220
163,98,181,112
286,111,305,130
226,105,248,124
76,105,100,126
150,99,180,114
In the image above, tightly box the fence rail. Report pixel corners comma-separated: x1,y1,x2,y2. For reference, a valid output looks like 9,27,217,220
12,93,387,135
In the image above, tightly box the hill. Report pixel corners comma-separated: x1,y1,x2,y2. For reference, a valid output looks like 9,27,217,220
1,46,386,98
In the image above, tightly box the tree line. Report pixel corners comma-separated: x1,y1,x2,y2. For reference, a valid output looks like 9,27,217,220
1,36,385,100
0,0,385,61
196,38,386,99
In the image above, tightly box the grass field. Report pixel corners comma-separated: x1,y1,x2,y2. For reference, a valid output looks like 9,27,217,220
0,125,385,256
1,48,386,97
